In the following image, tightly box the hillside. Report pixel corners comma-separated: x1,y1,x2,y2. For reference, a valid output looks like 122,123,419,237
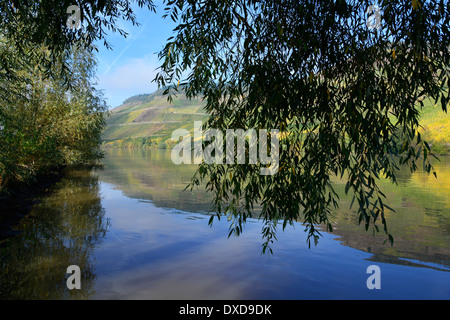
102,90,449,154
416,98,450,155
101,88,209,149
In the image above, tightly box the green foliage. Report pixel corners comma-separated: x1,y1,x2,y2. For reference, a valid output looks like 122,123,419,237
0,0,156,193
0,0,155,84
0,40,107,191
156,0,450,252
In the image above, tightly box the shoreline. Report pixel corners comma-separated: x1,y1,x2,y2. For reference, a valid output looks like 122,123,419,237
101,143,450,157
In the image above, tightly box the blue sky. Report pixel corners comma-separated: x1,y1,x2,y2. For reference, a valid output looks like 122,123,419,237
92,2,383,109
94,1,176,109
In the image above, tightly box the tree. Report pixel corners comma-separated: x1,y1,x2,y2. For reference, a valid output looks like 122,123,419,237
0,40,108,189
0,0,155,86
0,0,155,190
155,0,450,252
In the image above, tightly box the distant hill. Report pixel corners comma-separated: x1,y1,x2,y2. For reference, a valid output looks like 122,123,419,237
102,89,449,154
101,88,209,149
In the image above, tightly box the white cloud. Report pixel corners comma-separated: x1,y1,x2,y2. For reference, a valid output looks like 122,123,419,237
101,55,159,89
96,55,160,107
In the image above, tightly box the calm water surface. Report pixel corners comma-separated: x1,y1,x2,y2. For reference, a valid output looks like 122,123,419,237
0,148,449,299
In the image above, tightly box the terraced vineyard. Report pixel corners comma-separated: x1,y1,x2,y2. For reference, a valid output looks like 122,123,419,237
102,89,449,154
102,88,209,148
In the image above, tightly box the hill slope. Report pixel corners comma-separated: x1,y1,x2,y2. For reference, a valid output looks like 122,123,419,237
101,88,209,148
102,90,449,154
417,98,450,155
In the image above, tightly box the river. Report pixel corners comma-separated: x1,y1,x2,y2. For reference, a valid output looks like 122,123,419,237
0,148,449,299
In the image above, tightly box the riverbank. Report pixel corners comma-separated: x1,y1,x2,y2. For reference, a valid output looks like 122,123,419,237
101,138,450,156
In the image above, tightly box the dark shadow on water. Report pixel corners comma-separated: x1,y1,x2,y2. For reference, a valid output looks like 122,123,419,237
0,169,109,299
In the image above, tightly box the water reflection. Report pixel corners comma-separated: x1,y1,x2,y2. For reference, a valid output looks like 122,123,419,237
328,158,450,271
98,148,212,213
98,149,450,271
1,149,448,299
0,170,109,299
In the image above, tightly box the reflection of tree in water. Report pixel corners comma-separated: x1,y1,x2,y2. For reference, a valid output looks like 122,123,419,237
0,170,109,299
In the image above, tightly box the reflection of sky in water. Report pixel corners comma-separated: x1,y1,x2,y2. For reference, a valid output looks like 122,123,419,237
1,151,448,299
90,181,450,300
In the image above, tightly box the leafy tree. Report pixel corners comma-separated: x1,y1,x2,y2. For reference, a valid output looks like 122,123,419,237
155,0,450,252
0,0,156,191
0,0,155,84
0,39,107,190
